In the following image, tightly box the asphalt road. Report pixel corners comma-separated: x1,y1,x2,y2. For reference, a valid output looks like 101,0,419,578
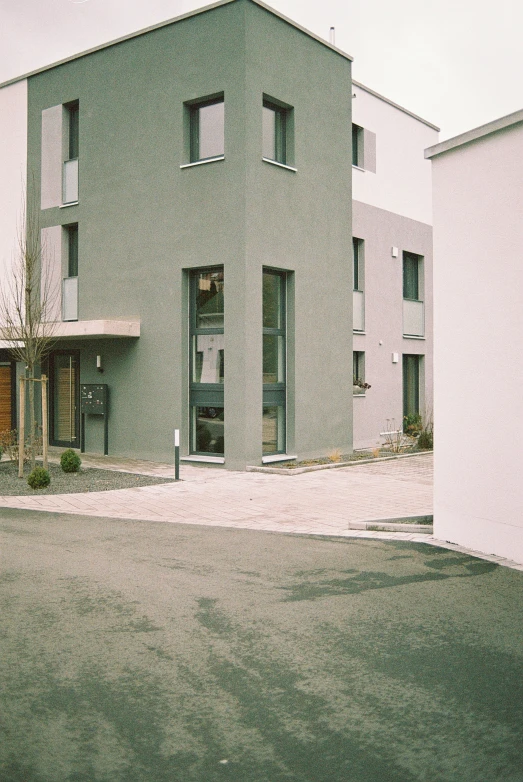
1,508,522,782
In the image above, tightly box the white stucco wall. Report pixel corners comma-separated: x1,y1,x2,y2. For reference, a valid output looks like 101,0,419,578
0,80,27,327
430,118,523,563
352,83,438,225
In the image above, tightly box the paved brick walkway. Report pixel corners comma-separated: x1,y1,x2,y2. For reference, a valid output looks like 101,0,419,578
1,452,521,570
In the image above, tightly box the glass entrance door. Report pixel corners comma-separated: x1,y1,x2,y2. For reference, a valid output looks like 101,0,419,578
50,351,79,447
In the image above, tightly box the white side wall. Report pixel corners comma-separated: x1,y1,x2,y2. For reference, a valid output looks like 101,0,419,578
431,122,523,563
352,84,438,225
0,80,27,327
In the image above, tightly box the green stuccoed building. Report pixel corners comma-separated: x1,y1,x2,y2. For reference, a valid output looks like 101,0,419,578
1,0,354,468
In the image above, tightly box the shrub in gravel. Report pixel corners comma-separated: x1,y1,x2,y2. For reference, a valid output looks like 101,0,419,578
27,467,51,489
417,429,433,450
60,449,82,473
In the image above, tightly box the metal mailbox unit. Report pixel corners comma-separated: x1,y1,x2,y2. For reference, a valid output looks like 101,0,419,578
80,384,109,455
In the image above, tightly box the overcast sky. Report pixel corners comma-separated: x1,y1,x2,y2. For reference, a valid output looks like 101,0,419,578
1,0,521,140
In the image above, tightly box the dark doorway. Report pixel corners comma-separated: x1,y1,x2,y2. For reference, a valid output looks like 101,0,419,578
49,351,80,447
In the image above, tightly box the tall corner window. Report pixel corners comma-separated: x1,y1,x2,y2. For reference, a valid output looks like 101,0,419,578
189,268,225,456
63,100,79,204
263,269,286,455
353,351,366,395
352,123,363,167
262,97,293,166
188,96,224,163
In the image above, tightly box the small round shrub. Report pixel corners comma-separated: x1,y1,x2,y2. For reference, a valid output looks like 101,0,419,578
27,467,51,489
60,449,81,473
417,430,433,450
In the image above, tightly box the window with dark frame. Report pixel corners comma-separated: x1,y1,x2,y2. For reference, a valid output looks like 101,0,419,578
66,224,78,277
403,251,421,301
352,123,363,167
68,102,79,160
262,100,288,164
353,237,363,291
189,268,225,456
189,97,224,163
262,269,286,455
353,351,366,395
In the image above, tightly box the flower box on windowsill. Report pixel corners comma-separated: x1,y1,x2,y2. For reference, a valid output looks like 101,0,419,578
353,385,366,396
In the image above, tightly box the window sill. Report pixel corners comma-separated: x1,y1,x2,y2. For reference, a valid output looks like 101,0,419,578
262,158,297,173
262,453,297,464
180,156,224,169
403,334,425,340
181,455,224,464
352,164,365,172
60,201,78,208
353,393,366,398
353,330,366,335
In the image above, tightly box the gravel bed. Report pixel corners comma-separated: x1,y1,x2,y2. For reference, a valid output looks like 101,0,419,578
0,460,174,496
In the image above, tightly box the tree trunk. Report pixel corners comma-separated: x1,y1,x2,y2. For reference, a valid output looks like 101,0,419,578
28,372,36,470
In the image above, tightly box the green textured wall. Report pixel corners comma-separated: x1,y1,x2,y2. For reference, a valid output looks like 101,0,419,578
27,0,352,467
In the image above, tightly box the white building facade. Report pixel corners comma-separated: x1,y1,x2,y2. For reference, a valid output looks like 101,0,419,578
352,81,438,448
426,110,523,563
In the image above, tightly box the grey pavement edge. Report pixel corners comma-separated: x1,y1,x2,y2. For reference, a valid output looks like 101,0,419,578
1,451,522,572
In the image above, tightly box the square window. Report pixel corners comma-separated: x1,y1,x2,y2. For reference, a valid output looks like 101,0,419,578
262,97,293,166
188,97,224,163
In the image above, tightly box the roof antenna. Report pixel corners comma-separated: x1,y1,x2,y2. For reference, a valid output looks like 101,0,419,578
329,26,335,45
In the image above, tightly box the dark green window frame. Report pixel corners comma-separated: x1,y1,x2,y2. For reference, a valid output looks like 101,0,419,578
66,224,78,277
352,123,362,167
353,237,363,291
67,101,79,160
263,269,286,455
403,251,421,301
189,267,225,456
189,97,224,163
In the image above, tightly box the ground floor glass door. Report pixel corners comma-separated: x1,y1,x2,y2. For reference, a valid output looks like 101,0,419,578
50,351,80,447
403,354,420,418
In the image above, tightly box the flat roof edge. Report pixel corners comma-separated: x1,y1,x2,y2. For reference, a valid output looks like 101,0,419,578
353,80,439,131
425,108,523,159
0,0,352,90
0,0,235,89
249,0,353,61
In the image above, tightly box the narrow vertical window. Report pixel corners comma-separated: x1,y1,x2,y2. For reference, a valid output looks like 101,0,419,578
189,98,224,163
67,224,78,277
63,101,79,203
403,354,421,417
353,237,364,332
352,123,363,167
353,351,366,395
262,269,286,455
62,224,78,321
189,268,225,455
403,252,420,301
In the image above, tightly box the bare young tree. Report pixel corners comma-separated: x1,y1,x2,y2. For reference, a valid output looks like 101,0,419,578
0,186,59,469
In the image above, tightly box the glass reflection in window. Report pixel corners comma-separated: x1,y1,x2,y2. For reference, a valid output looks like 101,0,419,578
195,270,224,329
192,406,224,454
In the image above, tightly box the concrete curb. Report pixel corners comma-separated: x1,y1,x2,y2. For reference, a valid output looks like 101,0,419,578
247,450,433,476
348,515,434,534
